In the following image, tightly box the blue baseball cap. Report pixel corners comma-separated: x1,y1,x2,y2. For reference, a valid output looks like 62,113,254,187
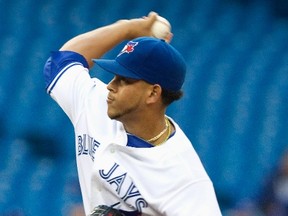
93,37,186,91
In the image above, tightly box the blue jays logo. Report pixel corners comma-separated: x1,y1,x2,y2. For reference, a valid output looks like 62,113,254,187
117,41,138,57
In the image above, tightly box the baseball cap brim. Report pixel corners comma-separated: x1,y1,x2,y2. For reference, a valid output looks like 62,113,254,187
93,59,142,80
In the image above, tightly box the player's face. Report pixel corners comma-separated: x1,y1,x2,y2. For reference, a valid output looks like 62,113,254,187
106,75,152,121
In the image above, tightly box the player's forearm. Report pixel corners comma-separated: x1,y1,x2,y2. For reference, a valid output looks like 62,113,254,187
59,22,131,67
60,12,157,68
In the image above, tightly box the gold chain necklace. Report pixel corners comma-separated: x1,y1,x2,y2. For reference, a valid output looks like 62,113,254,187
147,117,169,143
155,119,171,146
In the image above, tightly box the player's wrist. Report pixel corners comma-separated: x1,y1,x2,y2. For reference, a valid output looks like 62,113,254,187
128,19,153,39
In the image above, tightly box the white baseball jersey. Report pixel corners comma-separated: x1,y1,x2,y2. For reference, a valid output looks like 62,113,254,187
44,51,222,216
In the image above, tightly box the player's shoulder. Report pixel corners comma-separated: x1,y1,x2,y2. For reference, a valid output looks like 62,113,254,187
44,50,90,91
50,50,89,68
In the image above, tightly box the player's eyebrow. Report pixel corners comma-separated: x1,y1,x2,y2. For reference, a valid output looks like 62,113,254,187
117,75,140,84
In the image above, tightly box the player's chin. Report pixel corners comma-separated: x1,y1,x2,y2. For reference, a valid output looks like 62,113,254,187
107,109,120,120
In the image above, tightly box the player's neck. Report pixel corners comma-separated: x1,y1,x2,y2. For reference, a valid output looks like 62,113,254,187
121,113,173,145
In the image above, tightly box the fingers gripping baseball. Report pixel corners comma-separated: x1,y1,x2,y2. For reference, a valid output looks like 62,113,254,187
126,12,172,42
146,12,172,43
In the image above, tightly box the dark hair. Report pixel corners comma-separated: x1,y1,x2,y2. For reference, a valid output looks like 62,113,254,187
161,89,183,106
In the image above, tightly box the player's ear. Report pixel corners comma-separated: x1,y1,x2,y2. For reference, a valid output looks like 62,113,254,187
146,84,162,104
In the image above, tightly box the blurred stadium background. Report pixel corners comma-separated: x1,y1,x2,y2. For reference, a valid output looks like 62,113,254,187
0,0,288,215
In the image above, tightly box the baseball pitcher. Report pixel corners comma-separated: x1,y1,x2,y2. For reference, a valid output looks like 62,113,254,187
44,12,222,216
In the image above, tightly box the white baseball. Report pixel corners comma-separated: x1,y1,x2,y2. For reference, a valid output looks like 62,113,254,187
151,15,171,41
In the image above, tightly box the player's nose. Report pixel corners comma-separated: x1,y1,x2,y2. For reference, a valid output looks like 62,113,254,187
107,76,117,92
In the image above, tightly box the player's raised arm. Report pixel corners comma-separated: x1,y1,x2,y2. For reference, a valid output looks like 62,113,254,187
59,12,158,68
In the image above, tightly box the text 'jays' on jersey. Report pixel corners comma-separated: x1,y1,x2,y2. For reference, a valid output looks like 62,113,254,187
44,51,222,216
